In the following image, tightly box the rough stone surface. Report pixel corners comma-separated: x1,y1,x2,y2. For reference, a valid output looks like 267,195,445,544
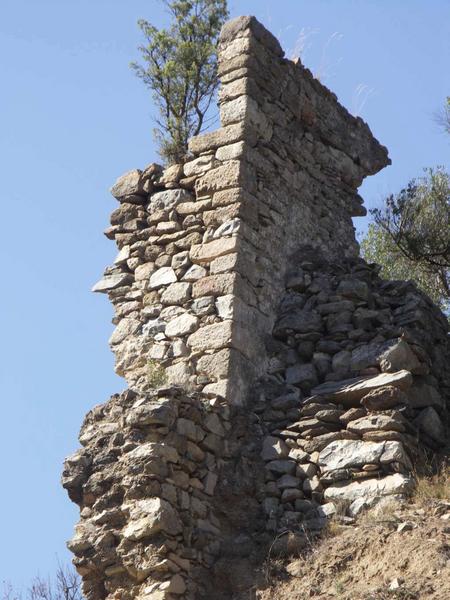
64,15,450,600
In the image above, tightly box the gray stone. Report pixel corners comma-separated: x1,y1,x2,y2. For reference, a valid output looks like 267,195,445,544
273,310,321,338
312,370,413,406
266,459,296,475
110,169,144,199
285,363,318,388
414,407,446,444
347,414,405,434
408,382,445,411
379,339,422,373
336,279,369,301
261,436,289,461
361,386,408,411
148,189,192,213
276,474,301,489
92,273,132,293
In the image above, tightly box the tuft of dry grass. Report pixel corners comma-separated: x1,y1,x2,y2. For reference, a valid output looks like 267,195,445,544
413,461,450,504
146,359,167,388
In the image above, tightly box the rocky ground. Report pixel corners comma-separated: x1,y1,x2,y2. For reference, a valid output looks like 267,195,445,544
255,485,450,600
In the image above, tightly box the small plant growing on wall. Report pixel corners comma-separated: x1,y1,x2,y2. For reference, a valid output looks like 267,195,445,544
131,0,229,164
147,359,168,388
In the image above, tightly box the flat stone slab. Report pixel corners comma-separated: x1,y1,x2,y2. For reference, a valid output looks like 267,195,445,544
311,370,413,407
324,473,413,503
319,439,411,472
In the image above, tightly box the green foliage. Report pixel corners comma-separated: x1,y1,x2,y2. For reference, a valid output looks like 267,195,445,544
147,360,167,388
131,0,229,164
361,167,450,314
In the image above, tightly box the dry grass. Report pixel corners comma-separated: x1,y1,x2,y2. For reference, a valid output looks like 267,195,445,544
413,461,450,504
363,585,419,599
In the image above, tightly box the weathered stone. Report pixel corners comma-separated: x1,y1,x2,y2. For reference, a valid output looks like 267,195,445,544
414,407,446,444
92,273,132,293
347,414,405,434
192,273,235,298
361,386,408,411
190,237,238,264
273,310,321,338
187,321,233,352
150,267,177,289
408,382,445,411
336,279,369,301
122,498,182,540
110,169,144,199
165,313,199,338
324,473,413,503
182,264,207,282
319,439,410,472
266,459,296,475
312,370,413,406
161,282,191,305
285,363,318,388
109,318,141,345
261,436,289,461
148,189,192,213
197,349,230,379
126,398,177,428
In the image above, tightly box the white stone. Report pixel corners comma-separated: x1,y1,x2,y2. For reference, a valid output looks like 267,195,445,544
150,267,177,289
324,473,413,503
213,218,241,238
161,282,191,305
182,264,208,282
215,295,234,319
319,439,410,472
148,189,191,213
122,498,182,540
165,313,199,338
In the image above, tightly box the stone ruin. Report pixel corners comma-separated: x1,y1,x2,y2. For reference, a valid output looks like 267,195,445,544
62,16,450,600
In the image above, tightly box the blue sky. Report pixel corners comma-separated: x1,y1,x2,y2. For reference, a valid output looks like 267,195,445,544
0,0,449,588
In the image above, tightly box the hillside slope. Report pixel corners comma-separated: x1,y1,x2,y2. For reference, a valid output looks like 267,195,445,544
257,494,450,600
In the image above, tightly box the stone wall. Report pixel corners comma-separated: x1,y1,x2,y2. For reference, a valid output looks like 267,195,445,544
92,16,389,407
63,15,449,600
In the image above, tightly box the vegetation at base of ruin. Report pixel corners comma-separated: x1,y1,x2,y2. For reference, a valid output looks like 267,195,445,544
147,359,168,388
361,167,450,314
1,566,82,600
413,460,450,503
131,0,229,165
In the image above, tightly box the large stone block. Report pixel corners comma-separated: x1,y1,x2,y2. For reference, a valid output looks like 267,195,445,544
189,237,239,264
187,321,233,352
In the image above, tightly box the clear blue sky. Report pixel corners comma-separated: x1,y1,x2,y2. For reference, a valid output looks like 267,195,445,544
0,0,449,588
